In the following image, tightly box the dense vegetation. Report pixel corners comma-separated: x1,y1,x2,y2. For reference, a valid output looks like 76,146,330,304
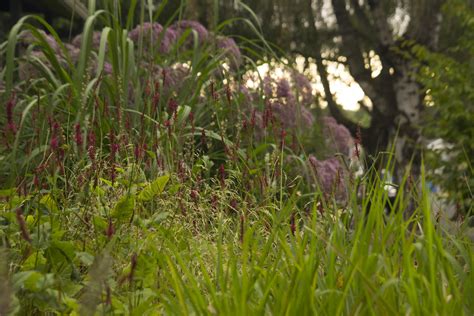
0,2,472,315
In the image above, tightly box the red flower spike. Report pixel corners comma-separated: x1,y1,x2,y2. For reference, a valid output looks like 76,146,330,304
50,136,59,151
290,213,296,236
74,123,83,147
16,208,32,243
5,92,17,135
201,129,207,149
106,218,114,240
162,69,167,87
242,118,248,130
134,143,141,161
168,98,178,114
190,190,199,202
250,109,256,128
219,164,226,187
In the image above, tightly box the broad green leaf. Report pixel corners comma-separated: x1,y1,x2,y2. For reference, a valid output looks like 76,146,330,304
12,271,42,291
50,240,76,261
13,271,55,292
137,174,170,201
93,215,107,231
111,195,135,220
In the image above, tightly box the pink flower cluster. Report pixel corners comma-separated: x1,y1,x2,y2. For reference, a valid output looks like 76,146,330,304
128,21,242,68
308,155,347,202
292,71,313,106
270,101,314,130
127,20,209,53
17,20,243,83
321,116,353,156
240,74,316,137
128,22,177,54
216,36,242,69
72,31,103,50
304,117,355,203
170,20,209,45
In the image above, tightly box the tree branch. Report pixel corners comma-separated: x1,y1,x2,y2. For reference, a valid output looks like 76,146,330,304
303,0,359,135
367,0,394,47
315,52,359,136
330,0,378,98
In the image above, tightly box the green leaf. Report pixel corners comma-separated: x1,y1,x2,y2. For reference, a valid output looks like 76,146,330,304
0,188,16,197
13,271,55,292
3,195,32,211
76,252,95,266
152,212,170,224
40,194,59,214
93,215,107,232
50,240,76,262
99,178,114,187
137,174,170,201
111,195,135,220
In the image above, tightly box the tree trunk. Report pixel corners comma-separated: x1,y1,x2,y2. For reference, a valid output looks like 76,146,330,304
328,0,444,181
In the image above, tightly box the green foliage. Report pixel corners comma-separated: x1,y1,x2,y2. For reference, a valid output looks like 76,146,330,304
0,1,472,315
138,174,170,201
412,0,474,215
111,195,136,220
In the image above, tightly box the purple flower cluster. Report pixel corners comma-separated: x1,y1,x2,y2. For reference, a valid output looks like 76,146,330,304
64,43,81,62
170,20,209,46
129,22,163,42
270,100,314,129
255,75,315,131
292,71,314,106
72,31,103,50
262,74,313,107
263,76,273,97
20,30,61,54
322,116,354,156
308,155,347,202
127,21,244,75
128,22,177,54
276,78,291,98
216,36,242,69
18,30,107,80
161,29,178,53
18,51,45,81
17,20,243,84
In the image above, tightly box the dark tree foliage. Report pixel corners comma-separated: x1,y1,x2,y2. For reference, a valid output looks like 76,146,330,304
412,0,474,214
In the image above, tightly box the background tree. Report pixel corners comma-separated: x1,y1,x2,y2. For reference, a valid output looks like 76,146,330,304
190,0,449,180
